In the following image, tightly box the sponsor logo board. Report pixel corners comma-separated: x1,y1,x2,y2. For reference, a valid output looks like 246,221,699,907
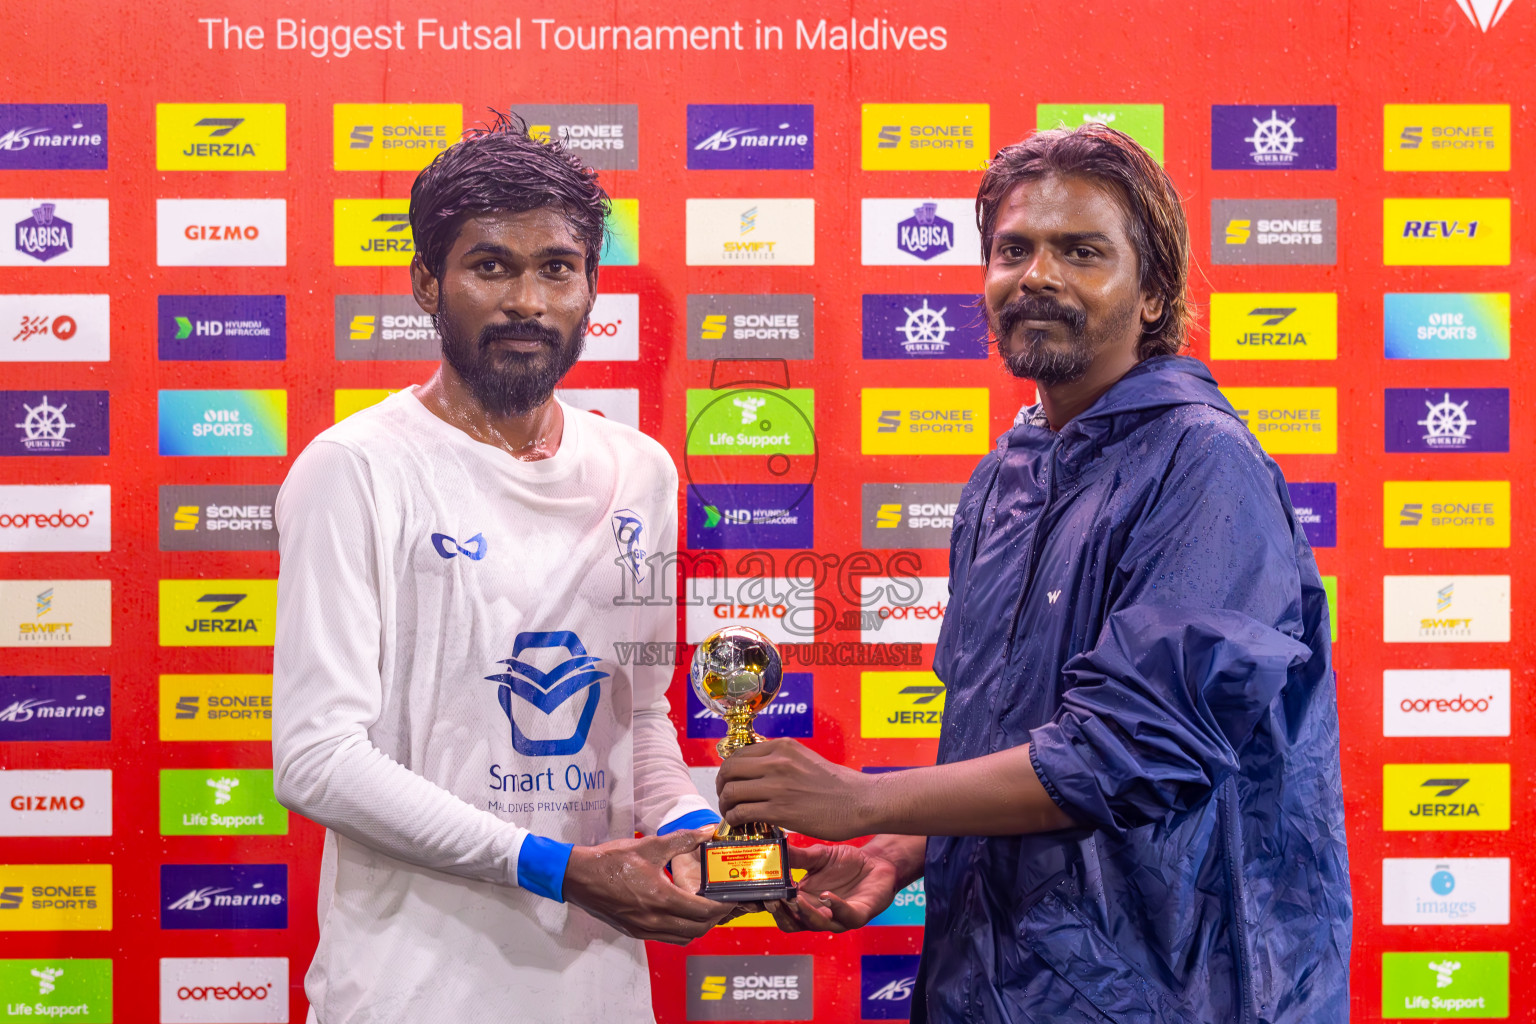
0,770,110,837
158,389,287,457
159,485,278,552
0,676,110,742
1384,481,1508,548
1382,858,1509,925
1,391,109,456
869,878,926,926
683,576,819,646
862,672,945,738
557,388,640,431
1383,198,1509,266
156,199,286,267
1383,764,1508,831
0,294,109,362
1384,294,1509,360
158,579,277,648
685,483,813,550
862,483,963,550
860,576,947,644
861,388,989,455
1222,386,1337,454
519,103,638,171
159,769,287,836
0,865,110,931
333,295,440,360
161,864,287,930
159,957,288,1024
687,673,812,739
861,954,921,1019
0,200,109,266
686,295,814,361
1385,388,1507,453
333,102,461,170
0,957,111,1022
603,198,639,266
580,292,640,361
334,198,411,266
1211,105,1336,170
0,104,108,170
0,581,111,648
1037,104,1164,160
334,388,396,422
0,485,110,552
1381,951,1507,1018
685,955,812,1020
1383,575,1509,644
688,104,813,170
1287,482,1336,548
685,388,814,456
1385,105,1510,172
1208,293,1336,360
685,199,814,266
1384,671,1509,737
1210,199,1336,265
155,104,285,171
861,199,981,265
862,294,988,359
157,295,285,361
861,103,988,170
1323,576,1338,643
159,675,273,742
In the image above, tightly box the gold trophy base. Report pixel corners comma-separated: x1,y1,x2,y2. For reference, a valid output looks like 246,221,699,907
699,825,795,902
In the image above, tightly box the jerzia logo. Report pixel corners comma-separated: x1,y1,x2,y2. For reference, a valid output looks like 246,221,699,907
487,632,609,756
611,509,646,582
431,532,487,560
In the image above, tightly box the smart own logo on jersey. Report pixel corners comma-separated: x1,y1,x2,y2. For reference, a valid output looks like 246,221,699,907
688,104,813,170
1384,481,1508,549
688,673,813,739
861,199,981,265
861,103,988,170
156,199,287,267
0,957,112,1022
155,104,286,171
0,769,111,838
862,294,989,359
1207,293,1337,360
861,954,921,1019
333,102,461,170
0,293,110,363
1222,386,1337,455
157,389,287,457
861,387,989,455
0,200,109,266
862,672,946,738
1385,388,1508,453
685,955,813,1021
1383,575,1510,644
159,768,288,836
334,295,441,360
1385,104,1510,172
159,956,288,1024
686,295,815,360
157,295,285,361
334,198,412,266
158,579,278,648
1383,198,1509,266
1384,669,1510,738
0,865,111,931
1037,103,1164,160
1287,482,1337,548
1210,199,1336,265
1382,858,1510,925
161,864,287,930
487,631,610,757
1,391,109,456
1384,293,1510,360
1384,763,1509,831
159,674,272,742
0,676,110,742
0,104,108,169
1211,105,1336,170
519,103,639,171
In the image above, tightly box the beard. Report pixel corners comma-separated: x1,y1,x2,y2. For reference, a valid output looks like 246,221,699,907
436,298,586,417
991,293,1137,386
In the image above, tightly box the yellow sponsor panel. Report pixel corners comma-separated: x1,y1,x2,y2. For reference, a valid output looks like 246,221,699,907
861,671,946,738
156,103,286,171
1383,198,1510,266
334,198,414,266
861,103,989,171
334,103,462,170
1208,293,1337,360
0,865,111,931
159,674,273,741
335,389,398,422
158,579,277,648
1384,481,1509,549
861,388,989,455
1383,763,1509,831
1221,387,1336,455
1384,104,1510,172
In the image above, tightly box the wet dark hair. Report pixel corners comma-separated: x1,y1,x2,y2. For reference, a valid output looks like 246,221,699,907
410,110,610,284
975,124,1192,360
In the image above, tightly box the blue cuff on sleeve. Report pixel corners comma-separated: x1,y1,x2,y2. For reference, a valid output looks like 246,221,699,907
517,834,575,903
657,808,721,836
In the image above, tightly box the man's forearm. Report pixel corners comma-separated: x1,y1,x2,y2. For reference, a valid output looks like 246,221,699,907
858,744,1078,837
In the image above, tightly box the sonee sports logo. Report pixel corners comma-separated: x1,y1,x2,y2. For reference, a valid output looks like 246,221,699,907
487,632,609,757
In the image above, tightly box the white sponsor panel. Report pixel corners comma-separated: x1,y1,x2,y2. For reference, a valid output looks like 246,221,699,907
0,484,111,552
0,768,111,836
1381,575,1510,643
580,292,639,361
861,198,983,266
0,293,110,361
684,575,818,645
1,579,112,647
1382,858,1509,925
159,957,289,1023
557,388,640,431
685,198,815,266
860,575,948,644
156,199,287,267
0,199,110,266
1383,669,1510,737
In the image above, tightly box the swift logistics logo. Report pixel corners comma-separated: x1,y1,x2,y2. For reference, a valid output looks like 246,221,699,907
334,198,412,266
1385,388,1508,453
861,199,982,265
1383,575,1510,644
161,864,287,930
685,199,815,265
158,485,279,552
156,199,287,267
686,483,813,549
1385,104,1509,171
1207,293,1337,360
334,295,441,360
0,104,107,169
1,391,108,456
159,956,288,1024
0,293,110,363
1384,199,1509,266
158,579,278,648
519,103,639,170
0,485,110,553
487,632,610,757
1382,952,1508,1018
1,580,111,648
157,295,285,360
333,103,461,170
861,954,921,1019
861,387,989,454
688,104,813,169
1384,294,1509,359
155,104,286,171
0,200,109,266
862,672,946,738
861,103,988,170
0,676,110,742
1037,104,1164,160
687,673,812,739
862,294,988,359
1221,386,1337,454
159,675,273,742
159,769,288,836
1381,858,1510,925
685,955,812,1020
862,483,963,549
1211,105,1336,170
157,389,287,457
1384,764,1509,831
1287,482,1337,548
0,769,111,837
687,295,815,360
1384,481,1508,548
0,957,112,1022
1211,199,1336,265
0,865,111,931
1384,670,1510,738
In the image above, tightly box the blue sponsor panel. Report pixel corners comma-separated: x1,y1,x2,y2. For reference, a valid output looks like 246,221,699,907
0,676,110,741
1384,293,1510,359
157,389,286,456
0,104,109,169
686,104,814,170
1384,388,1508,453
862,295,988,359
868,878,926,926
861,954,922,1018
157,295,287,361
686,483,814,549
1211,105,1337,170
1287,482,1336,548
1,390,109,456
160,863,288,929
687,673,813,739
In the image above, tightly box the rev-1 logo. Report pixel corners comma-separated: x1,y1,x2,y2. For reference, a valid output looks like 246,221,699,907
487,631,609,756
431,532,487,560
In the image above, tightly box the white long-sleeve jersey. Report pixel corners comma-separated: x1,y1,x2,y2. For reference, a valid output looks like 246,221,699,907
272,389,713,1024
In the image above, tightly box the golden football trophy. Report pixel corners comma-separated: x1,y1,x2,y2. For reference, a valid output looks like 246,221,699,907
690,624,796,902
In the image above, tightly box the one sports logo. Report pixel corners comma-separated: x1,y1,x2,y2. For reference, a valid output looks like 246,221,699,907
487,631,610,756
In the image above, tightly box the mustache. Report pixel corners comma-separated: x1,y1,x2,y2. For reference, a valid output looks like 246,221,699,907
995,295,1087,339
477,319,565,349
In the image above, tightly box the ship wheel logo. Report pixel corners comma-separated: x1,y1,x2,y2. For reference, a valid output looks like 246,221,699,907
1244,110,1303,164
897,299,956,354
1418,392,1476,447
15,395,75,450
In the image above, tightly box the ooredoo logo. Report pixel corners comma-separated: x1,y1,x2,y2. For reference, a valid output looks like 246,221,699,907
1384,670,1510,737
580,292,639,361
156,199,287,267
0,485,110,553
159,957,287,1023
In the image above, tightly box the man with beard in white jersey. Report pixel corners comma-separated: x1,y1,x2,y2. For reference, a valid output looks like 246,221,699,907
272,112,732,1023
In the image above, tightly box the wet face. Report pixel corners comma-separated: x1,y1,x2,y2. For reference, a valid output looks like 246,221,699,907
412,207,593,417
983,174,1162,386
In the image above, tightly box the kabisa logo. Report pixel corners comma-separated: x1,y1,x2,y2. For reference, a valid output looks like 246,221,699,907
688,673,813,739
158,579,277,648
3,391,109,457
1385,388,1508,453
862,672,946,738
0,676,110,742
1384,293,1510,360
333,103,461,170
0,200,108,267
155,199,288,267
159,485,279,553
861,198,980,266
1210,199,1336,265
159,768,288,836
487,632,609,756
686,295,815,360
686,955,813,1020
161,864,287,930
897,203,953,261
862,294,989,359
1211,105,1336,170
1384,669,1510,738
688,104,813,170
1383,198,1510,266
861,954,921,1019
0,104,108,169
155,104,285,171
861,103,988,170
157,295,286,361
517,104,639,171
611,509,647,582
1385,104,1509,171
431,532,488,561
1207,293,1337,360
159,956,288,1023
1287,482,1337,548
1382,857,1509,925
14,203,71,262
1383,763,1509,831
334,198,413,266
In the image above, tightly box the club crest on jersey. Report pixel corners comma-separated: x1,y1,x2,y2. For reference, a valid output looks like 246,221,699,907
486,631,609,756
611,508,647,582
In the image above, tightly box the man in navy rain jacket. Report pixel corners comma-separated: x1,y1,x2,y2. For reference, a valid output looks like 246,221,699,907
715,124,1351,1023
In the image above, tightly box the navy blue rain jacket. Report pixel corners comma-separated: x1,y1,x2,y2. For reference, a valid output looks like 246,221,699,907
916,356,1350,1023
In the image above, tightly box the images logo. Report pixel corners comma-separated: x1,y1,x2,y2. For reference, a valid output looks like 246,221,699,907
0,769,111,837
0,957,112,1022
1385,104,1509,171
1384,198,1509,266
861,198,981,266
333,103,460,170
1382,858,1509,925
862,483,962,549
1383,481,1508,548
1037,103,1164,160
1384,293,1509,360
862,294,988,359
161,864,286,930
1384,670,1510,738
0,485,110,553
333,295,441,360
1,580,111,648
155,104,285,171
158,579,277,648
1382,575,1509,644
517,104,638,170
1208,293,1337,360
159,675,272,742
1211,105,1336,170
861,103,988,170
1385,388,1508,453
861,388,988,454
685,198,814,266
688,105,813,170
159,956,288,1024
0,865,111,931
861,954,921,1019
0,676,109,742
0,293,110,363
157,389,287,457
0,104,107,169
1381,952,1508,1018
862,672,946,738
159,769,287,836
685,955,812,1021
157,295,285,361
1384,764,1509,831
487,632,609,756
1287,482,1337,548
158,485,278,552
1221,387,1337,454
1211,199,1335,265
0,200,108,267
686,295,814,360
687,673,812,739
686,483,813,550
155,199,287,267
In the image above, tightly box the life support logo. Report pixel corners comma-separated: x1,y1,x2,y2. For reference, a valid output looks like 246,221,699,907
431,532,487,561
487,632,610,757
611,509,647,583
